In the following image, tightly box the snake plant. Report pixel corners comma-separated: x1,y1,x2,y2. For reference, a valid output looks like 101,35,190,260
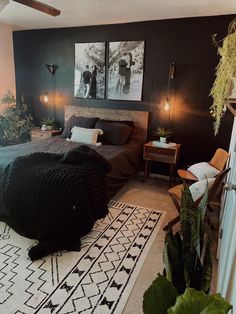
163,182,211,294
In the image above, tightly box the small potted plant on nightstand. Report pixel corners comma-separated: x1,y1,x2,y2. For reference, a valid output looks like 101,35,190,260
153,127,173,143
41,117,55,131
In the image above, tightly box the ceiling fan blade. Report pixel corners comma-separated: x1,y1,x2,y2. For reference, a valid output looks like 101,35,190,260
13,0,61,16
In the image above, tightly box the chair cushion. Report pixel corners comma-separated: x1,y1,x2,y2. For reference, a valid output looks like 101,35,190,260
168,184,183,200
189,178,216,202
177,169,198,181
187,162,219,180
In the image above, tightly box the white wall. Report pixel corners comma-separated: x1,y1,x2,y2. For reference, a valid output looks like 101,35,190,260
0,22,16,108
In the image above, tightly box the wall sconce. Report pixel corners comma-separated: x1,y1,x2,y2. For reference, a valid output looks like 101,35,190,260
46,64,57,77
40,64,58,120
164,62,175,128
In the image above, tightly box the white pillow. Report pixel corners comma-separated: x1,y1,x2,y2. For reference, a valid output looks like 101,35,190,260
189,178,215,202
69,126,103,146
187,162,219,180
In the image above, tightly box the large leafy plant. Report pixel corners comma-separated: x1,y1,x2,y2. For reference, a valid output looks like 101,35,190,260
0,91,33,146
143,276,232,314
142,183,232,314
168,288,232,314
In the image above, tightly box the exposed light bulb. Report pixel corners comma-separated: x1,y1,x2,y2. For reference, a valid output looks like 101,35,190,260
41,93,49,104
164,100,170,111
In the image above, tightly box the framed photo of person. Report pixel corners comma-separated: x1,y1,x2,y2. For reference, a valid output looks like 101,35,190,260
107,40,145,101
74,42,106,99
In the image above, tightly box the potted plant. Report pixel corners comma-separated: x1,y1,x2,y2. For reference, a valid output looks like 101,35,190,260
142,183,232,313
0,91,33,146
41,117,55,130
153,127,173,143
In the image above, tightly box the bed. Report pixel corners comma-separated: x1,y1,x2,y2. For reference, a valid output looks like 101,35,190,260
0,106,149,204
0,106,149,259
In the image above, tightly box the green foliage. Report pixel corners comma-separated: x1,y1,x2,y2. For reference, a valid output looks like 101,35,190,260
143,184,232,314
153,127,173,138
143,279,232,314
143,274,178,314
210,18,236,135
163,230,186,293
167,288,232,314
164,182,212,294
41,117,55,126
0,91,33,146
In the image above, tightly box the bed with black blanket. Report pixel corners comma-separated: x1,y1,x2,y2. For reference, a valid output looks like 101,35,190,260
0,106,149,259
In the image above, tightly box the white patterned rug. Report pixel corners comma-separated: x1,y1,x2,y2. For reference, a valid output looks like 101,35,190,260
0,200,165,314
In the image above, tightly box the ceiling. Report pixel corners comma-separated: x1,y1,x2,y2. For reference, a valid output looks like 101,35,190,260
0,0,236,30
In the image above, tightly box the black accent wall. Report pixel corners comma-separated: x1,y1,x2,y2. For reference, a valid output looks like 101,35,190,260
13,15,235,167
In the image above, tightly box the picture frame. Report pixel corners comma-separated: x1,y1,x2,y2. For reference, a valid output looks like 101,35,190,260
107,41,145,101
74,42,106,99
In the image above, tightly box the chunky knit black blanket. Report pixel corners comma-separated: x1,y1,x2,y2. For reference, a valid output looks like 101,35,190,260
1,145,111,260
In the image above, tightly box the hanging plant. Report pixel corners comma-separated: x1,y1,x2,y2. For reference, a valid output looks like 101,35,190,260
210,18,236,135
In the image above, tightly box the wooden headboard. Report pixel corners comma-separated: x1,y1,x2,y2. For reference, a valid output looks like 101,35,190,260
64,106,149,140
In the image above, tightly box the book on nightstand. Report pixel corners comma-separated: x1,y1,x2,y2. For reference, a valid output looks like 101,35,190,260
151,141,176,148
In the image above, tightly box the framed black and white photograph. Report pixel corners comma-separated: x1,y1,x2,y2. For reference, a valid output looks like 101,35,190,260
74,42,106,99
107,41,145,101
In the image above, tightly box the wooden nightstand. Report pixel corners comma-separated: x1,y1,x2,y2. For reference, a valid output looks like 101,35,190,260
30,129,62,141
143,141,181,185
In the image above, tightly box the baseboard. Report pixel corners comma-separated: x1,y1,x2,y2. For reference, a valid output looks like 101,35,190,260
138,171,170,181
137,171,182,183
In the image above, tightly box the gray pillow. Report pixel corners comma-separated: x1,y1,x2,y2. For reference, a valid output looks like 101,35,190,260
95,120,132,145
62,116,98,138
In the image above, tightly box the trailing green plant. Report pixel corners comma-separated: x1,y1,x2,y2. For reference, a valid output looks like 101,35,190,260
143,276,232,314
153,127,173,138
0,91,33,146
210,18,236,135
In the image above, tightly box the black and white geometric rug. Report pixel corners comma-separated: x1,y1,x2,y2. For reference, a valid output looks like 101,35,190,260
0,200,165,314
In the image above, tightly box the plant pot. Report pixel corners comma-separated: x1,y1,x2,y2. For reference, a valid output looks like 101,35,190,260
160,137,167,143
41,125,47,132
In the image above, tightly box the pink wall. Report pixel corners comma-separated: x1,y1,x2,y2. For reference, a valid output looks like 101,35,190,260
0,22,16,112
